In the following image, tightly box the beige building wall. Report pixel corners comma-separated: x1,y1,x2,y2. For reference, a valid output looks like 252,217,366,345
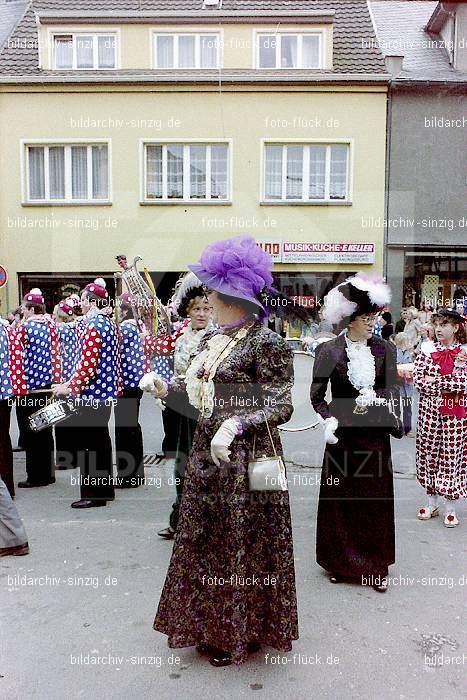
38,23,333,70
0,85,387,305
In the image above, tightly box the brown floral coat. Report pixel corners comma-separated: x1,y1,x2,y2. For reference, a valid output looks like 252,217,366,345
153,320,299,664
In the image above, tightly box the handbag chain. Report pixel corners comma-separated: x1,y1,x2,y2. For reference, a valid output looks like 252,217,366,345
252,410,278,459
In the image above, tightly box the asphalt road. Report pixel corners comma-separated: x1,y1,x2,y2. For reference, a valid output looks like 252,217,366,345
0,396,465,700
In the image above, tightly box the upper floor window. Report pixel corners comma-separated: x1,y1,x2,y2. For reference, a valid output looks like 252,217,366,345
25,142,110,204
153,33,220,69
143,141,230,203
53,34,117,70
256,33,322,69
263,142,350,203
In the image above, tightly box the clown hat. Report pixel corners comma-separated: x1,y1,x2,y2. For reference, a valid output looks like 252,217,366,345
58,298,75,317
23,288,44,305
84,277,108,300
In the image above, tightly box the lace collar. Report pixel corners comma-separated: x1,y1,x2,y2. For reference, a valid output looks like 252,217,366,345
344,331,376,392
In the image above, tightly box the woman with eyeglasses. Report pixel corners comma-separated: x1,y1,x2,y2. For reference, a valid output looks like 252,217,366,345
310,275,403,593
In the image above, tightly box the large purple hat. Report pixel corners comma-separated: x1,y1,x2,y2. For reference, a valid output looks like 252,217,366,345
188,235,274,312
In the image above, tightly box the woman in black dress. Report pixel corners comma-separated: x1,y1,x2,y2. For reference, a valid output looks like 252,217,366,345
310,275,402,592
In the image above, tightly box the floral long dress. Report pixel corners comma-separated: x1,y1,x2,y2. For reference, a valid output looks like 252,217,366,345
154,320,299,664
413,341,467,500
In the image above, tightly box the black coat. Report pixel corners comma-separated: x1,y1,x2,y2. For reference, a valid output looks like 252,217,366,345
310,334,399,579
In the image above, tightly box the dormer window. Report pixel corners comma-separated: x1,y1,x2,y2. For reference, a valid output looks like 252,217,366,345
256,32,322,69
53,33,117,70
153,33,220,69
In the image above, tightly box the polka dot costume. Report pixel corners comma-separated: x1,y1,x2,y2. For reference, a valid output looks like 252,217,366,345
69,312,120,400
119,320,146,390
58,322,80,382
144,323,187,383
10,317,61,394
413,342,467,500
0,324,13,401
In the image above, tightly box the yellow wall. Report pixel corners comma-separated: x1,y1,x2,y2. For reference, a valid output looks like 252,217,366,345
38,23,333,70
0,85,387,305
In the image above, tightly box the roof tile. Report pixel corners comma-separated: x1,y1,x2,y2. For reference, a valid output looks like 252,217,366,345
0,1,387,79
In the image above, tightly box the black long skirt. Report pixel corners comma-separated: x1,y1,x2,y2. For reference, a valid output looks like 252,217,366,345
316,426,395,580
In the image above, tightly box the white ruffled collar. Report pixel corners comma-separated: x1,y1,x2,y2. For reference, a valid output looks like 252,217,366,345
344,332,376,392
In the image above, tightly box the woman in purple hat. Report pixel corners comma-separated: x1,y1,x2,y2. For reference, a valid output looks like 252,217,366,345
147,235,308,666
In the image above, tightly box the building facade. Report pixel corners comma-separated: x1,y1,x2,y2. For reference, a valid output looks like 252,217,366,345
0,0,389,312
371,1,467,317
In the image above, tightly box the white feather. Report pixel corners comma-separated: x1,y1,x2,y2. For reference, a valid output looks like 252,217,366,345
30,287,42,295
323,287,357,325
173,272,203,312
94,277,106,288
348,274,391,307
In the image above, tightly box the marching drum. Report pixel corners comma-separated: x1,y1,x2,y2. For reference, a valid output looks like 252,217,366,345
29,399,78,432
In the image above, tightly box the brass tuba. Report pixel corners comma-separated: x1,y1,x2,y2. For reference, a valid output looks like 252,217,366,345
114,255,170,336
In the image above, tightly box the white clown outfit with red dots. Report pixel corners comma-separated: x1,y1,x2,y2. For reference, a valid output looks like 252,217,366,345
413,340,467,502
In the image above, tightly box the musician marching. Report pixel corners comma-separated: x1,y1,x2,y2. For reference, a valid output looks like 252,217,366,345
11,288,60,488
114,293,147,488
53,278,119,509
54,296,80,470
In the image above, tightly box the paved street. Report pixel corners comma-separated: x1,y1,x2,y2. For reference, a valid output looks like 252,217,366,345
0,396,465,700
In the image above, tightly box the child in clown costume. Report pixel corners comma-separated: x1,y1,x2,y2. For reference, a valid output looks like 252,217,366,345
413,309,467,527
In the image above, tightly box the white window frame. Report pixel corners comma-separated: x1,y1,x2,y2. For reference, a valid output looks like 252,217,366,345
21,139,112,205
151,31,223,69
140,139,232,205
49,31,120,70
261,139,353,205
254,30,324,69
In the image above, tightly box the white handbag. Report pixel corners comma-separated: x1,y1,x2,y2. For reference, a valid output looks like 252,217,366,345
248,414,288,492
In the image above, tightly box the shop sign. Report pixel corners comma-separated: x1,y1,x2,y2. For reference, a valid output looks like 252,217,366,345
282,242,375,264
256,239,282,262
256,241,375,264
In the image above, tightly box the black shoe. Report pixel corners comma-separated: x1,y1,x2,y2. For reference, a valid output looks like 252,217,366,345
209,651,232,667
0,542,29,558
329,574,343,584
157,527,175,540
71,499,107,509
18,479,55,488
372,577,388,593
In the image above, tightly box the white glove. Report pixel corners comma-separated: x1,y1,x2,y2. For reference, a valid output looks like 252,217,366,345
210,418,239,466
324,416,339,445
139,372,168,398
